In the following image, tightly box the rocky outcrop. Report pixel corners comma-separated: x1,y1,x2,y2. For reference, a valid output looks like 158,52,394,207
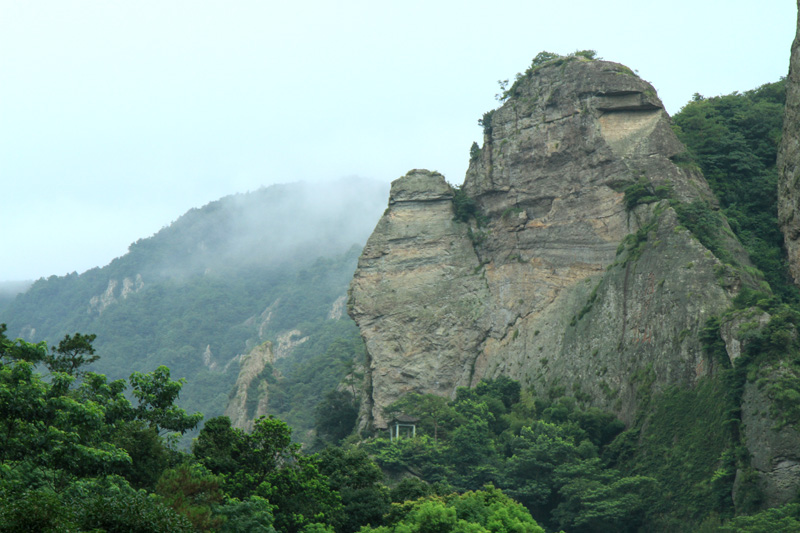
202,345,218,371
121,274,144,298
740,378,800,507
328,295,347,320
350,170,491,428
747,1,800,506
275,329,309,360
88,275,144,315
779,1,800,285
225,342,274,431
349,57,748,430
89,279,119,315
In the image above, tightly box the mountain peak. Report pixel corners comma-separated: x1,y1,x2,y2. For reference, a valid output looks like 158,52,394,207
349,55,748,430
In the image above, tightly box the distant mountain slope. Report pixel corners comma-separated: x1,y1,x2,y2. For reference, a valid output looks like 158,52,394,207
0,281,32,315
1,177,388,439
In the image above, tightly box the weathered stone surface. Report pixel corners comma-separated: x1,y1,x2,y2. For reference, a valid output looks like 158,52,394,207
464,59,714,210
779,1,800,284
740,378,800,507
225,342,274,431
328,295,347,320
349,54,800,507
202,344,218,371
275,329,309,360
349,170,490,429
88,275,144,315
349,58,739,429
477,207,735,424
749,3,800,506
88,279,119,315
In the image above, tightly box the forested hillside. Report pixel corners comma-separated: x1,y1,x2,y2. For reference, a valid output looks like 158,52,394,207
0,281,31,316
672,80,794,302
0,178,387,442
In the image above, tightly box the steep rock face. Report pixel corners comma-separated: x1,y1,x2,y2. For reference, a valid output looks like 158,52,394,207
779,1,800,284
350,57,747,430
740,378,800,507
350,170,490,428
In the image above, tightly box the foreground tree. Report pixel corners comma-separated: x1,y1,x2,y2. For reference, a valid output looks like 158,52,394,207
194,415,344,532
44,332,99,376
0,326,202,531
131,365,204,437
315,389,359,445
359,485,545,533
318,446,390,532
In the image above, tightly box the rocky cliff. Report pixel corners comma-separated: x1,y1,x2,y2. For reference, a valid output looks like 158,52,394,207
349,56,753,430
779,0,800,285
225,342,274,432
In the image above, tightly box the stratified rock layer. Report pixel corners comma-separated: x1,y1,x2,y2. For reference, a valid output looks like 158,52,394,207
779,1,800,285
350,170,490,428
349,58,741,430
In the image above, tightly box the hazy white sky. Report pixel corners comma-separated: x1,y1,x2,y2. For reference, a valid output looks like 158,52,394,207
1,0,796,282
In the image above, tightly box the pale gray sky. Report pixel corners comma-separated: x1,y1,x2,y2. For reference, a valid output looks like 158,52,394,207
1,0,796,282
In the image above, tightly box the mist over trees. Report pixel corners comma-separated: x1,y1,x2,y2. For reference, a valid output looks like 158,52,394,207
125,177,389,278
0,177,389,444
0,281,32,315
